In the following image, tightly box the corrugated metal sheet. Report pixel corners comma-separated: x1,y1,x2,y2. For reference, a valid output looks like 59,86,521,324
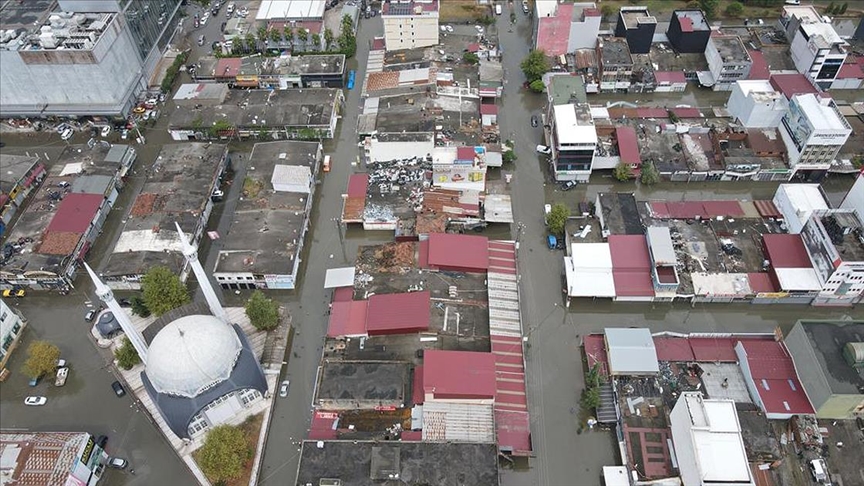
424,350,496,399
421,402,494,443
753,200,782,218
365,291,430,335
46,193,103,233
615,126,641,165
646,226,677,265
762,234,812,268
427,233,489,272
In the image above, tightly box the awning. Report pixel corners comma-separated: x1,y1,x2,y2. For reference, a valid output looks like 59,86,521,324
324,267,356,289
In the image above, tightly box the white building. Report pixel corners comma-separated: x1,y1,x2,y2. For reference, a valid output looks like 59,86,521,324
381,0,439,51
727,80,787,128
773,183,830,234
569,3,601,50
779,93,851,169
800,210,864,307
549,103,597,182
363,132,435,163
703,36,752,91
670,392,754,486
782,6,847,89
0,299,26,377
565,243,615,298
840,172,864,218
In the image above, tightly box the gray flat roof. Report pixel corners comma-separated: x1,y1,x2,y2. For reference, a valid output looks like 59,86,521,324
797,321,864,395
316,361,409,403
0,154,40,192
276,54,346,75
296,441,499,486
673,10,710,31
605,328,660,375
168,88,340,129
647,226,677,265
601,38,633,67
214,141,319,276
711,36,751,64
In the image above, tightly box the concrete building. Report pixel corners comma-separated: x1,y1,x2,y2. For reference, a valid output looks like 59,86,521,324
784,320,864,419
646,226,680,299
0,0,181,117
363,132,435,163
840,172,864,218
779,93,851,177
0,144,136,291
0,431,110,485
653,71,687,92
598,37,633,92
800,210,864,306
703,36,752,91
0,299,27,379
548,103,597,183
773,183,830,234
206,54,346,89
670,393,754,486
666,10,711,54
381,0,439,51
213,141,321,290
781,5,847,89
100,143,228,289
0,154,45,229
614,6,656,54
534,2,601,56
727,80,787,128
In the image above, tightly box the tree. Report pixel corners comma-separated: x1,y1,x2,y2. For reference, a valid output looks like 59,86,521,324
311,33,321,50
338,15,357,57
141,266,190,316
283,26,294,47
725,1,744,17
114,338,141,370
521,49,550,84
209,118,235,138
580,385,601,410
130,296,151,317
600,4,616,18
640,161,660,185
257,26,269,49
323,27,334,50
546,203,570,236
23,341,60,379
699,0,719,20
614,162,633,181
197,425,251,483
528,79,546,93
297,28,308,46
245,291,280,331
825,2,835,14
245,33,256,53
462,52,479,64
838,2,847,14
502,149,517,164
269,28,282,44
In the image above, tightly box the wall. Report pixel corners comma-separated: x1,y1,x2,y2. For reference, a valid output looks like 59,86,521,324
783,323,831,413
367,137,434,163
669,397,700,486
569,7,601,50
790,31,815,75
383,13,439,51
840,175,864,217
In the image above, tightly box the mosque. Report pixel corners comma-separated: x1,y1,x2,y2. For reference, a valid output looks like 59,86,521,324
85,223,267,440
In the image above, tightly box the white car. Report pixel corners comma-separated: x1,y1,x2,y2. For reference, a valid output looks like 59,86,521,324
226,3,235,15
200,15,208,26
108,457,128,469
100,126,111,137
536,145,552,155
279,380,290,397
120,129,129,140
61,128,74,141
237,7,249,18
25,396,47,406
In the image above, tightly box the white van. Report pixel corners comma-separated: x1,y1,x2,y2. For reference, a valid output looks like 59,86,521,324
495,4,502,15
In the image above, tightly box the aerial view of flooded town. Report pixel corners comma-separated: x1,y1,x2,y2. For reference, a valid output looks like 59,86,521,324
0,0,862,485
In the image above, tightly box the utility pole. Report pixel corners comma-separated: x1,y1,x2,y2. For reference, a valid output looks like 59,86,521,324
333,217,347,262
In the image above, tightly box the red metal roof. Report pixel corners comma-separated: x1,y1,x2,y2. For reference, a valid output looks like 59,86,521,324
615,127,641,166
635,107,668,118
457,146,476,160
308,411,339,440
837,57,864,80
215,58,241,78
46,193,103,234
365,291,430,335
488,240,517,275
583,334,609,376
418,239,429,268
371,37,385,50
762,234,812,268
423,350,496,399
609,236,650,270
753,200,782,218
747,50,770,80
426,233,489,272
495,410,532,455
332,286,354,302
536,3,573,56
737,340,814,415
650,200,744,219
480,104,498,115
770,74,818,100
412,365,424,405
688,337,740,362
347,174,368,197
467,43,480,53
679,16,693,32
400,430,422,441
654,71,686,84
326,300,368,338
747,272,777,293
671,107,702,119
653,337,696,362
612,271,655,297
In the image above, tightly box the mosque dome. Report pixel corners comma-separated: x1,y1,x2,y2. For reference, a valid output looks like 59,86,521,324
146,315,242,398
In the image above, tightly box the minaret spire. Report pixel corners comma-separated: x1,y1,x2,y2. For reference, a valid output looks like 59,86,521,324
83,262,148,364
175,222,228,324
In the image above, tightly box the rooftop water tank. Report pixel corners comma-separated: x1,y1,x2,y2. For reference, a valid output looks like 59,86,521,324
843,342,864,368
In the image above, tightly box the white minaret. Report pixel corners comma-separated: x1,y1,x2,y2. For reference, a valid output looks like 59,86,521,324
83,262,148,364
175,222,228,324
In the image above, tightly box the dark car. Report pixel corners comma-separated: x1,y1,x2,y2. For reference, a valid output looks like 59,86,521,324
531,115,539,127
111,381,126,397
118,298,132,307
96,435,108,449
560,180,577,191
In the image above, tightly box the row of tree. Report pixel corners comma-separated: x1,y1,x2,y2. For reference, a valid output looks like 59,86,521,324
225,15,356,58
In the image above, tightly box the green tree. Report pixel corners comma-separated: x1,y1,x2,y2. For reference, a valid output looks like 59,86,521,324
297,28,308,49
141,266,190,316
838,2,847,14
23,341,61,379
338,15,357,57
311,33,321,50
699,0,719,20
114,338,141,370
283,26,294,47
521,49,550,84
546,203,570,236
462,52,479,64
244,291,280,331
825,2,835,14
197,425,251,483
269,28,282,44
614,162,633,181
256,26,268,49
209,118,235,138
725,1,744,17
245,33,256,53
528,79,546,93
640,161,660,185
580,385,601,410
600,4,616,18
130,296,151,317
502,150,517,164
323,27,334,50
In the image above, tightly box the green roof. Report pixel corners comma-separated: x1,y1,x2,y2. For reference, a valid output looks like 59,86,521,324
547,75,587,106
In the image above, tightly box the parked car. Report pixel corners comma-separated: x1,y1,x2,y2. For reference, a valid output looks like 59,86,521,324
111,381,126,397
28,376,41,387
85,309,97,322
2,289,25,298
198,34,206,46
100,126,111,137
121,129,129,140
522,0,529,13
226,3,235,15
118,298,132,307
55,367,69,387
279,380,290,397
531,115,539,127
61,128,74,141
560,180,577,191
536,145,551,155
24,396,47,406
108,457,128,469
